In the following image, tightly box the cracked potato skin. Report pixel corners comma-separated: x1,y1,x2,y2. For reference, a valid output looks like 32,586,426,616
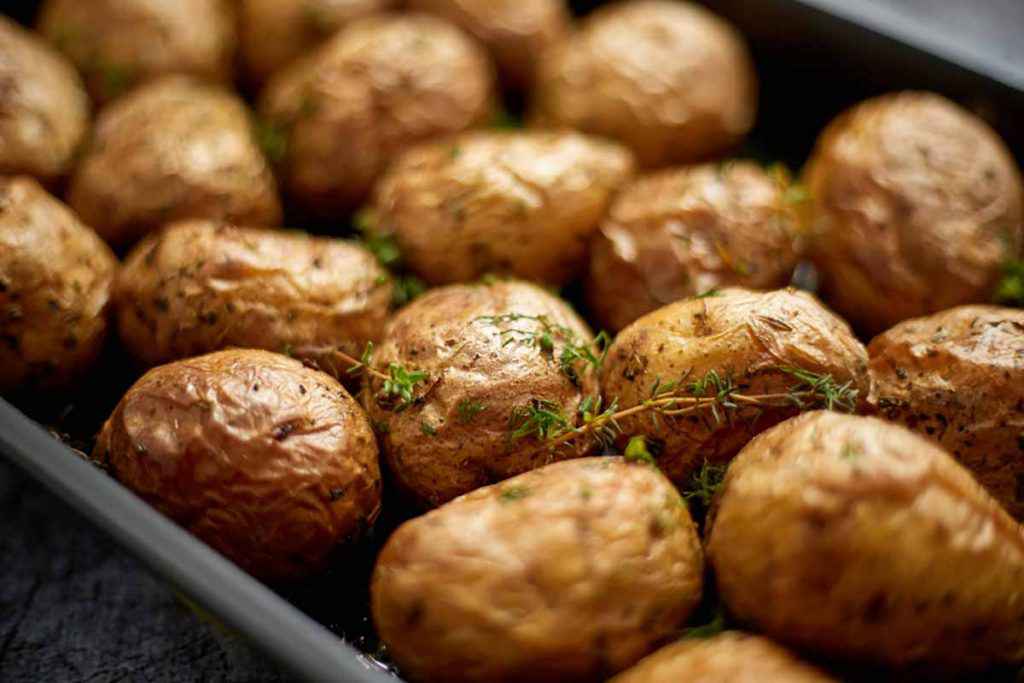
374,130,635,287
707,411,1024,673
372,456,704,683
868,305,1024,520
0,177,117,393
94,349,382,583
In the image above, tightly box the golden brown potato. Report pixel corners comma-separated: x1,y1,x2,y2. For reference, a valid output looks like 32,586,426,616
805,92,1024,335
365,280,599,507
68,77,282,247
373,130,635,287
115,220,392,368
609,632,837,683
94,349,381,582
372,456,704,683
260,13,495,215
600,288,869,487
532,0,757,168
0,16,89,182
868,305,1024,520
37,0,236,104
586,162,805,332
0,176,116,393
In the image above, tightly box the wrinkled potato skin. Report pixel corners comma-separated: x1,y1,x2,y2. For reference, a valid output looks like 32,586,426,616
372,457,704,683
68,77,282,247
116,220,392,368
367,280,598,508
260,13,495,214
610,632,837,683
707,411,1024,672
532,0,757,168
0,17,89,182
375,131,635,287
868,305,1024,520
94,349,381,582
38,0,235,104
586,162,804,332
0,177,116,393
805,92,1024,335
600,288,869,487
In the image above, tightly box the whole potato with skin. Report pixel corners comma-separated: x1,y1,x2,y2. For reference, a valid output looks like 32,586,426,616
868,305,1024,520
707,411,1024,673
805,91,1024,335
532,0,757,168
586,162,805,333
372,457,704,683
366,280,599,508
600,287,869,487
68,77,282,247
94,349,381,583
0,16,89,183
260,13,495,215
374,130,635,287
115,220,392,368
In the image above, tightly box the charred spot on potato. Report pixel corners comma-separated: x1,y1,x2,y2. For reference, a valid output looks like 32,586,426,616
328,488,346,502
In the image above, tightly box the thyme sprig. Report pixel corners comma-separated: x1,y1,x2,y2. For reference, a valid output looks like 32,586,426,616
354,209,426,307
326,345,427,411
474,313,609,384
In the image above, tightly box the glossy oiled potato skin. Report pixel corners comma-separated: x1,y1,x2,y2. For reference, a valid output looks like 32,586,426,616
115,220,392,367
374,131,635,287
586,162,804,332
0,16,89,182
806,92,1024,335
869,305,1024,520
707,412,1024,672
372,457,704,683
94,349,381,582
0,177,116,393
260,13,495,214
68,77,282,247
601,288,869,487
533,0,757,168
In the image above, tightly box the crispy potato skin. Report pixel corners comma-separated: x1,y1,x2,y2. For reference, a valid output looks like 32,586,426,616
707,411,1024,672
94,349,381,582
532,0,757,168
0,17,89,182
372,457,704,683
374,131,635,287
37,0,236,104
600,288,869,487
115,220,392,368
0,177,116,393
868,305,1024,520
68,77,282,247
609,632,837,683
366,280,598,507
586,162,804,332
805,92,1024,335
260,13,495,215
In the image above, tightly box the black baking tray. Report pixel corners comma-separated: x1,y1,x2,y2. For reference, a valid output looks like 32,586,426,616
1,1,1023,681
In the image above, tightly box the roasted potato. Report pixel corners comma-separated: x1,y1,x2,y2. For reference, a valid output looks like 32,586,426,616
805,92,1024,335
365,279,599,507
372,456,704,683
586,162,805,332
260,13,495,215
707,411,1024,673
0,16,89,182
37,0,236,104
868,305,1024,520
68,77,282,247
600,287,869,487
373,130,635,287
94,349,381,582
532,0,757,168
115,220,391,368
